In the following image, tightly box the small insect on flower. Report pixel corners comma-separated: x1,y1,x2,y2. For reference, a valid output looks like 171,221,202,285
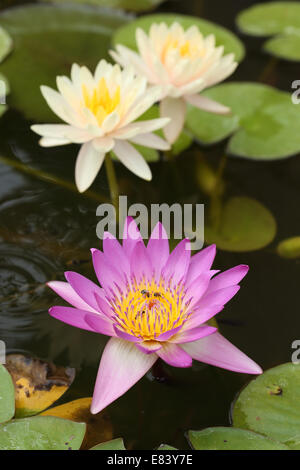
47,217,262,415
31,60,171,192
111,22,238,144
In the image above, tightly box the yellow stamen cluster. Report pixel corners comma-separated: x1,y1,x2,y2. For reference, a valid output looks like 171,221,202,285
161,37,200,63
82,78,120,126
110,278,191,341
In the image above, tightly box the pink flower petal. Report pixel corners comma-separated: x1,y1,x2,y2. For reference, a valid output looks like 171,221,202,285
91,338,157,414
205,265,249,294
135,341,162,354
50,306,114,336
196,285,240,310
181,332,262,374
185,244,216,285
94,292,114,318
47,281,98,313
182,304,224,331
156,343,192,368
185,271,217,308
162,238,191,285
64,271,104,312
147,222,169,280
130,241,153,283
91,249,126,293
113,325,142,342
170,324,217,344
121,216,143,258
102,234,130,279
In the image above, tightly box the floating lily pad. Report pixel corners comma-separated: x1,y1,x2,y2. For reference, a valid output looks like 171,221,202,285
42,397,113,450
90,438,126,450
112,13,245,62
0,4,129,121
237,2,300,62
232,363,300,449
188,427,288,450
0,365,15,424
277,236,300,259
41,0,165,13
0,416,86,450
5,354,75,418
0,26,12,63
205,196,276,252
186,82,300,160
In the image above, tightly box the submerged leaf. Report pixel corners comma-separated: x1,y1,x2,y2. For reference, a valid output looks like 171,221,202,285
0,364,15,424
113,13,245,62
0,4,129,121
188,427,288,450
42,397,113,450
0,416,86,450
5,354,75,418
205,196,276,252
237,2,300,61
90,438,126,450
232,363,300,448
277,236,300,259
41,0,165,13
186,82,300,160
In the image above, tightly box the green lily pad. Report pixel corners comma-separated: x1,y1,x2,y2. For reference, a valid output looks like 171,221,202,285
0,4,129,122
186,82,300,160
188,427,289,450
236,2,300,62
90,438,126,450
0,416,86,450
205,196,276,252
41,0,165,13
0,26,12,63
232,363,300,449
112,13,245,62
0,365,15,424
277,236,300,259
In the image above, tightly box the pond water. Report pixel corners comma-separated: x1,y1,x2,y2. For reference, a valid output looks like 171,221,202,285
0,0,299,449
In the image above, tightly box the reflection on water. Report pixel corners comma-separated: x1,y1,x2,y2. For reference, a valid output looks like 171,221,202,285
0,0,299,449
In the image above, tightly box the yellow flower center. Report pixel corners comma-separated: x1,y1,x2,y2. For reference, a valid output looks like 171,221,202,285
82,78,120,126
161,37,203,63
110,278,191,341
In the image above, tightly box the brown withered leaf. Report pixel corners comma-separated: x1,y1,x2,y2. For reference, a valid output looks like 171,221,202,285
5,354,75,418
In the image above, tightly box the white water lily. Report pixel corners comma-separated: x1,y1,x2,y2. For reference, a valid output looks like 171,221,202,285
31,60,170,192
111,22,238,144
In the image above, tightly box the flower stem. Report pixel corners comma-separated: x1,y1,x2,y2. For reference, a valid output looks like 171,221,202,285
105,153,119,216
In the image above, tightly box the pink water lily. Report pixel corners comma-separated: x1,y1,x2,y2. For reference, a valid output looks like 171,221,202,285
48,217,262,414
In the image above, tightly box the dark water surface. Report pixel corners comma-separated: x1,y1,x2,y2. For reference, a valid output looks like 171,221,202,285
0,0,299,449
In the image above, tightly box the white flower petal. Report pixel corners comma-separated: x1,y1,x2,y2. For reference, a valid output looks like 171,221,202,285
31,124,93,143
75,142,106,193
92,137,115,152
113,140,152,181
39,137,71,147
185,94,231,114
160,97,186,144
130,132,170,150
40,85,80,126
